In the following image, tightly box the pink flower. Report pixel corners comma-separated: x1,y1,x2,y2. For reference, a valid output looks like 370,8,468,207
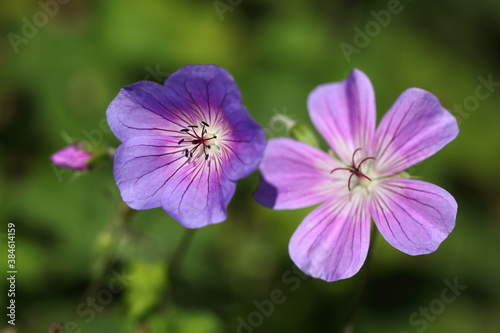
255,69,459,282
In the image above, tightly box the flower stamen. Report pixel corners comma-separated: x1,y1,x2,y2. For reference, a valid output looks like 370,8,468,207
178,121,217,161
330,148,375,191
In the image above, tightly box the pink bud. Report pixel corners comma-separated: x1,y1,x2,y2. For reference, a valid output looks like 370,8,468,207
50,143,93,170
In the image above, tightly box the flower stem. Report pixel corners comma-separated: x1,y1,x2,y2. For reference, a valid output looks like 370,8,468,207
339,225,377,333
85,202,134,298
168,228,197,280
137,228,197,328
59,201,133,330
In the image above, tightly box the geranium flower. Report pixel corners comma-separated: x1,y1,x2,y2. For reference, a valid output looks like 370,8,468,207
255,69,458,282
51,142,93,170
107,65,265,228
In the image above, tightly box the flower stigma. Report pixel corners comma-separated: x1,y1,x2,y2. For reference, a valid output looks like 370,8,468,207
178,121,220,161
330,148,376,191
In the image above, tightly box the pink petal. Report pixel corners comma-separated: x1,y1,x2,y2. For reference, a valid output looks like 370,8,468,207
254,138,341,209
373,88,459,176
370,178,457,255
289,193,371,282
308,68,376,162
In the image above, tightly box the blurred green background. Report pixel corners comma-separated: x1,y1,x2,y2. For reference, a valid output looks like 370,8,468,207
1,0,500,332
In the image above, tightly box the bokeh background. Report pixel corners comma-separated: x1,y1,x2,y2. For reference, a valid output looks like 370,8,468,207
1,0,500,332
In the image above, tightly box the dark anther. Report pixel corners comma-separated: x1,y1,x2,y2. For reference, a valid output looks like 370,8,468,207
180,121,216,161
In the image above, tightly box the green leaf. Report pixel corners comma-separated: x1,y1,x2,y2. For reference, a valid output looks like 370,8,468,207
125,260,168,320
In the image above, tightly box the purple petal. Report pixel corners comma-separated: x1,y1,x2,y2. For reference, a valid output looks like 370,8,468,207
373,88,459,176
164,65,266,197
106,65,247,142
254,138,341,209
107,80,187,142
161,157,235,228
113,136,187,210
369,178,457,255
114,135,240,228
109,65,265,227
219,122,266,182
308,68,376,162
289,193,371,282
164,65,242,125
213,91,266,181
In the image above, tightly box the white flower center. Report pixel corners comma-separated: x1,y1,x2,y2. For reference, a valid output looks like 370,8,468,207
177,121,222,161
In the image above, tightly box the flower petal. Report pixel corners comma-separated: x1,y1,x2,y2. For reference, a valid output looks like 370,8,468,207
373,88,459,176
289,192,371,282
106,65,245,142
164,65,246,128
254,138,341,209
113,136,187,210
308,68,376,162
107,80,189,142
166,65,266,194
219,119,266,182
370,178,457,255
161,157,235,228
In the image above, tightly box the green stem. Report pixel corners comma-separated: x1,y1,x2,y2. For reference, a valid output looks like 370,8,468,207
340,225,377,333
60,201,134,329
168,228,197,280
137,228,197,327
86,202,134,297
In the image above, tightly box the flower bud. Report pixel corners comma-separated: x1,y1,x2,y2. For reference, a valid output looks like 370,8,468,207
50,142,93,170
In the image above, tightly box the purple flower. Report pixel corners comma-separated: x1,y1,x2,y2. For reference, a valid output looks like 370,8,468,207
107,65,265,228
51,142,93,170
255,69,458,282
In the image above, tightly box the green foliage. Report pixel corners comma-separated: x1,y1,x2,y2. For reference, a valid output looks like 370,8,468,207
125,261,168,321
1,0,500,332
147,309,222,333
